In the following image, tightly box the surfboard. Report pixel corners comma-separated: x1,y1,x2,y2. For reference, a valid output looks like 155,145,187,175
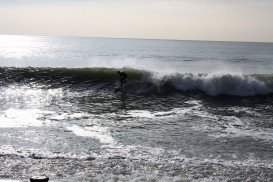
114,81,143,94
114,87,120,93
114,85,123,93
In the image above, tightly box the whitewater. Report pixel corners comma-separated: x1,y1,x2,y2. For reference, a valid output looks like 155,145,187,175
0,35,273,181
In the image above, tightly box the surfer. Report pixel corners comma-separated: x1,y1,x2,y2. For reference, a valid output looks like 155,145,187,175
118,71,127,86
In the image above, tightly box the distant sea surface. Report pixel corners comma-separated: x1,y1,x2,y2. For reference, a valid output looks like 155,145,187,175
0,35,273,181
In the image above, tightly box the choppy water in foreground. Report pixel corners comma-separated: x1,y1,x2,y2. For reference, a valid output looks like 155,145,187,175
0,35,273,181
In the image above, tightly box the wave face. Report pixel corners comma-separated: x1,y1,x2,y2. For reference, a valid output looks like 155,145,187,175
1,67,273,96
0,67,144,86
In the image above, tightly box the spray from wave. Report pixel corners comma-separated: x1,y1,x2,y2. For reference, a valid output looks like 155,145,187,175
153,73,273,96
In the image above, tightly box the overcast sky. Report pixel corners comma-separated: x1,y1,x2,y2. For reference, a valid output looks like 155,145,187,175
0,0,272,42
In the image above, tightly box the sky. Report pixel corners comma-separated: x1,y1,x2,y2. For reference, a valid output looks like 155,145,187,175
0,0,273,42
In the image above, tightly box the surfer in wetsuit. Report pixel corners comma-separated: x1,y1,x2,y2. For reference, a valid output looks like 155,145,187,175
118,71,127,86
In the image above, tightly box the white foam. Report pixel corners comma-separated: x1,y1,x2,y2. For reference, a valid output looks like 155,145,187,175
223,124,273,141
0,108,53,128
189,112,273,141
66,124,115,145
0,85,64,108
51,112,90,120
0,145,93,159
218,116,273,141
120,100,204,119
127,110,155,118
152,73,272,96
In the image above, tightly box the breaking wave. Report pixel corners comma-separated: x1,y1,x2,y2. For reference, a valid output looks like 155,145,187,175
0,67,273,97
156,73,273,96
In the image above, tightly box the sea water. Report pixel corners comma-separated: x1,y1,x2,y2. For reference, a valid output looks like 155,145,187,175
0,35,273,181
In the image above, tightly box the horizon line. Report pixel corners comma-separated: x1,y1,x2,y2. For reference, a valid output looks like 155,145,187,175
1,33,272,44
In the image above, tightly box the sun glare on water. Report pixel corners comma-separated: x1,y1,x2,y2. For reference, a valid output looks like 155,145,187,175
0,35,49,60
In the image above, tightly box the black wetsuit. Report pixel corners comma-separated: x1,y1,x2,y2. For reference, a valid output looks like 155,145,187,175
119,72,127,86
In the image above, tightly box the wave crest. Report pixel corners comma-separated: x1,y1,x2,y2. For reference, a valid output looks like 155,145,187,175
153,73,272,96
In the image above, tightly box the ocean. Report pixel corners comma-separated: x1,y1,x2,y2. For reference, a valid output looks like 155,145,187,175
0,35,273,181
